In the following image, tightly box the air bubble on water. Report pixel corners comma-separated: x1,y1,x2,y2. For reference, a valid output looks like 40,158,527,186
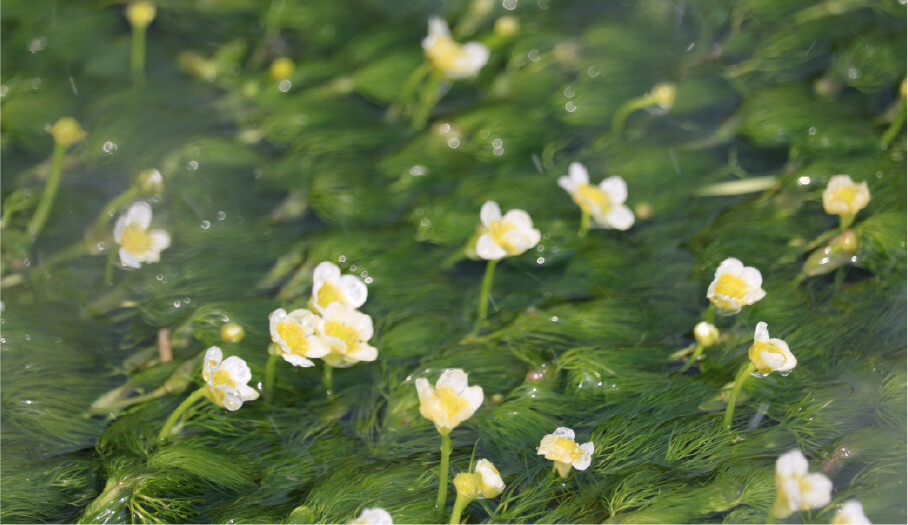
551,316,559,322
201,220,211,229
349,265,357,271
536,257,545,264
565,101,577,112
537,245,544,252
447,137,460,148
338,255,346,263
31,77,42,89
364,277,373,284
492,138,503,148
587,65,599,78
360,271,368,278
156,273,165,281
808,127,817,135
527,49,541,62
279,79,292,92
24,334,31,341
217,211,226,220
0,85,7,97
409,165,427,176
563,86,575,98
173,300,182,308
502,0,517,10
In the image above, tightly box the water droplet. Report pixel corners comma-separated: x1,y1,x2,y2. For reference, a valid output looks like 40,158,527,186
278,79,292,92
447,137,460,148
492,138,503,148
338,255,346,263
102,141,118,155
493,146,504,156
565,101,577,112
360,271,368,278
200,220,211,229
798,176,811,185
586,65,600,78
563,86,575,98
364,276,373,284
0,85,8,97
349,265,357,271
156,273,165,281
808,127,817,135
550,316,559,322
527,49,541,62
28,37,46,53
173,300,182,307
536,257,545,264
31,77,41,89
217,211,226,220
188,160,199,171
24,334,31,341
409,165,427,176
502,0,517,10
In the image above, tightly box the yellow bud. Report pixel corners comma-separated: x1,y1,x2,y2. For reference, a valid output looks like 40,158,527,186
49,117,85,147
494,16,519,37
453,473,480,500
269,57,295,80
651,83,676,109
137,169,164,195
634,202,654,220
694,322,719,348
126,1,156,28
267,342,281,356
221,322,246,343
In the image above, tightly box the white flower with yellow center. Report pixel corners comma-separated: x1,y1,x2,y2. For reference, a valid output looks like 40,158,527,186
748,322,796,376
557,162,635,230
269,308,330,367
773,449,833,519
823,175,870,220
454,458,505,500
316,303,378,367
350,507,392,525
537,427,594,478
706,257,766,315
422,16,489,79
833,500,871,525
113,201,171,269
201,346,259,411
475,201,541,260
309,261,368,313
415,368,484,435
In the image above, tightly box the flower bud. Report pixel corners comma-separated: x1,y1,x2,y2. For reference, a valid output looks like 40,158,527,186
494,16,519,37
650,83,676,109
269,57,295,80
137,169,164,195
694,321,719,347
221,322,246,343
453,472,480,500
126,1,156,29
49,117,85,147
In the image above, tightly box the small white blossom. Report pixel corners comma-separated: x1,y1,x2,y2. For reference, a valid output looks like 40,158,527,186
558,162,634,230
749,322,797,376
537,427,594,478
317,303,378,367
823,175,870,220
833,500,871,525
350,507,392,525
310,261,368,313
415,368,483,435
706,257,766,315
422,17,489,79
475,201,541,260
773,449,833,519
201,346,259,411
454,458,505,500
113,201,171,268
268,308,330,367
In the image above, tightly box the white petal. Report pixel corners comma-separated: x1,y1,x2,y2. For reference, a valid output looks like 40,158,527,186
436,368,469,393
415,378,432,402
119,248,141,268
740,266,763,290
339,275,368,308
754,322,770,342
573,441,594,471
480,201,501,226
760,350,787,372
552,427,575,440
836,501,871,525
476,234,506,260
746,286,767,305
205,346,223,366
716,257,744,277
313,261,341,290
124,201,153,230
801,473,833,509
458,42,489,76
113,215,128,243
557,175,578,194
569,162,589,185
603,205,635,230
282,354,315,367
776,449,809,478
770,338,797,372
348,342,378,362
502,209,534,230
149,230,171,251
428,16,450,38
355,507,393,525
347,308,374,340
598,176,628,204
238,385,260,402
462,385,484,411
220,355,252,385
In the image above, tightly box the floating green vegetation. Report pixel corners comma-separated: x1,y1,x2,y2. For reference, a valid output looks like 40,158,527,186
1,0,905,523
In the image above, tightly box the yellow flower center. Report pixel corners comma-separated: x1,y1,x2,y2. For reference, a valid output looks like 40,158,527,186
749,341,787,374
315,281,347,309
120,225,153,255
436,385,470,418
324,321,360,354
487,220,523,254
575,183,611,216
711,273,749,311
828,185,858,210
207,368,237,405
276,321,310,355
426,36,464,72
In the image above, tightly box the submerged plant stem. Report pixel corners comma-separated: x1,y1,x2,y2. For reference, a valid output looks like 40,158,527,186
611,95,655,136
579,211,591,236
413,69,446,130
436,433,453,509
724,362,756,428
475,259,498,330
680,344,704,373
131,25,147,84
28,142,66,241
158,386,206,442
449,493,468,524
323,365,334,397
881,99,906,149
95,187,141,229
264,354,278,399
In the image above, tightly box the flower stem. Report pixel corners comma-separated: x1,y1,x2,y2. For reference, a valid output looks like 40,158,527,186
28,142,67,242
723,362,756,428
766,508,776,524
449,493,469,524
475,259,498,329
881,97,906,149
94,187,141,229
705,304,715,324
413,69,446,130
131,24,147,84
679,344,704,373
436,433,453,509
578,211,590,237
158,386,206,442
323,365,334,397
611,95,655,136
265,353,278,399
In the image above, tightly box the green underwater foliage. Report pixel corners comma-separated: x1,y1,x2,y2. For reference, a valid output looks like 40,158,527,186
1,0,905,523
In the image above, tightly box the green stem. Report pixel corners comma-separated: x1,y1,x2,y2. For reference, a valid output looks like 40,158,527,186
705,304,715,325
413,69,446,130
449,493,469,524
881,98,906,149
158,386,206,442
436,433,453,509
679,344,704,373
94,187,141,229
323,365,334,397
131,25,147,84
579,211,591,237
265,353,278,399
475,259,498,328
838,213,855,231
611,95,655,136
103,247,117,285
766,507,776,524
723,362,756,428
28,142,66,241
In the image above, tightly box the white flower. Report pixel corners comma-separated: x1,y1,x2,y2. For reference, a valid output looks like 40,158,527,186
268,308,330,367
833,500,871,525
475,201,541,260
748,322,797,376
317,303,378,367
557,162,635,230
113,201,171,269
201,346,259,411
310,261,368,313
693,321,719,348
773,449,833,519
823,175,870,218
537,427,594,478
422,16,489,79
350,507,392,525
706,257,766,315
415,368,484,435
454,458,505,500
